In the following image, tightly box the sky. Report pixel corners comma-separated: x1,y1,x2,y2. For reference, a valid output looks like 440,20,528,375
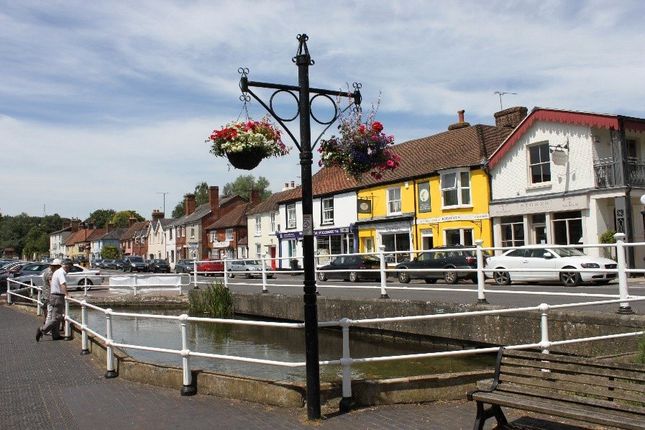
2,0,645,220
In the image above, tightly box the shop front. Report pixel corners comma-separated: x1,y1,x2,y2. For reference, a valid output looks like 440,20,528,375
355,215,414,263
314,227,354,265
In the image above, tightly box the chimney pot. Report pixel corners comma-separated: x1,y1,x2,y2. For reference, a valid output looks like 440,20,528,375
458,110,465,123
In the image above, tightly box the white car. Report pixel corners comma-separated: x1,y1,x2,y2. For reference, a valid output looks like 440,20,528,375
227,260,274,279
486,246,617,287
14,264,103,291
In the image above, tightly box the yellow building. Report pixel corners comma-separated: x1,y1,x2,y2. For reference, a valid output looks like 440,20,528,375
356,111,514,258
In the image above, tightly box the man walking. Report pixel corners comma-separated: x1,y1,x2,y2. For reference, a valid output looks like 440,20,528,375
36,259,70,342
40,259,61,328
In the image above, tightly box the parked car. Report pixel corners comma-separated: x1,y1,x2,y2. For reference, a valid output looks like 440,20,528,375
395,246,477,284
196,260,225,277
0,261,28,292
227,259,274,279
317,255,381,282
485,246,618,287
148,259,171,273
122,256,148,272
91,259,103,269
13,263,102,291
174,259,195,274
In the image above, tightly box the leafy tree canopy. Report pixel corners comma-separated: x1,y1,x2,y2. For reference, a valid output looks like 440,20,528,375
0,213,64,258
223,175,271,201
171,182,209,218
87,209,116,229
110,210,144,228
101,245,120,260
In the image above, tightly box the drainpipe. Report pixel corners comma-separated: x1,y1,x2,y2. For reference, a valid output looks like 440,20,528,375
618,117,635,269
412,179,419,252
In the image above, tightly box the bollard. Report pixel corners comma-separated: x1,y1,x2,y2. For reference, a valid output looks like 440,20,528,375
80,301,90,355
105,308,117,378
339,318,353,413
64,298,72,339
36,288,42,316
261,253,268,294
613,233,633,314
7,280,12,305
179,314,196,395
475,240,488,304
378,245,389,299
539,303,550,355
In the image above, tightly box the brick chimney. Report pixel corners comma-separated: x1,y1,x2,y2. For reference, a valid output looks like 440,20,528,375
128,217,137,227
494,106,528,129
448,109,470,130
250,189,261,205
184,193,196,216
151,209,164,221
208,186,220,218
107,222,115,233
70,219,80,232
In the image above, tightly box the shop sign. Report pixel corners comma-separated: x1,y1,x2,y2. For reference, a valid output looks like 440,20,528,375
489,195,587,217
417,213,489,225
277,231,302,240
418,182,431,213
314,227,350,236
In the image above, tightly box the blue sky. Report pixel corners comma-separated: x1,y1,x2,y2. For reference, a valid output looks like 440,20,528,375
2,0,645,219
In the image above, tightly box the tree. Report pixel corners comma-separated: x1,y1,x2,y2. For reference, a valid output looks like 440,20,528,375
172,202,184,218
223,175,271,200
171,182,210,218
110,210,144,228
87,209,116,229
101,245,120,260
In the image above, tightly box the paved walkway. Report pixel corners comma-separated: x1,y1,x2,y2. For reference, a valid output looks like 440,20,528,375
0,304,604,429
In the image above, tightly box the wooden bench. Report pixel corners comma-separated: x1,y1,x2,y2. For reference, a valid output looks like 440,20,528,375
467,347,645,430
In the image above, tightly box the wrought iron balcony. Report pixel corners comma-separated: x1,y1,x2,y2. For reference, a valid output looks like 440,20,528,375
627,160,645,186
594,158,645,187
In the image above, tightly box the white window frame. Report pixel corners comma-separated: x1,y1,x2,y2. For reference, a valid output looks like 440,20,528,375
270,212,276,232
527,141,551,186
443,228,474,246
440,169,471,208
225,228,234,241
387,187,402,215
286,204,297,229
321,197,334,224
255,216,262,236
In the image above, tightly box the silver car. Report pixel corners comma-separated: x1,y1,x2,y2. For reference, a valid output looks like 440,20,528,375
227,260,274,279
14,264,103,291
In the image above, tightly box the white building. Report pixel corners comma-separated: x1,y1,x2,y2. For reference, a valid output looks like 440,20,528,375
488,107,645,267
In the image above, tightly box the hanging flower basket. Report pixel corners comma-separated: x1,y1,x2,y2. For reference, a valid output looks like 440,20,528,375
318,111,399,180
208,117,290,170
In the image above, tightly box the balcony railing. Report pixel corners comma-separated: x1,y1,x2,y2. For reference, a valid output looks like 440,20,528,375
627,160,645,186
593,158,645,188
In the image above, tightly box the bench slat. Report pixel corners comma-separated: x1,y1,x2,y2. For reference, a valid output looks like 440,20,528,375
498,373,645,407
502,356,645,383
504,349,645,373
472,390,645,430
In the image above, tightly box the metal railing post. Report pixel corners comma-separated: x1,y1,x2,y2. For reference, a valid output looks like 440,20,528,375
179,314,196,395
378,245,389,299
261,253,268,294
80,301,90,355
223,257,229,289
133,275,138,296
475,240,487,304
193,261,198,288
339,318,353,413
36,288,42,316
7,280,12,305
614,233,633,314
64,298,71,339
83,275,88,297
105,308,117,378
539,303,550,354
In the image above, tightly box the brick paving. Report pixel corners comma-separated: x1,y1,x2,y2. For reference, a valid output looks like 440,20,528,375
0,304,606,429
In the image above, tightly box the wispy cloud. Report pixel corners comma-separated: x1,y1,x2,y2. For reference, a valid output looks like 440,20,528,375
1,0,645,217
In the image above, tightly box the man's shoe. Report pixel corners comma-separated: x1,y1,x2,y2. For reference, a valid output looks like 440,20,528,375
52,336,63,341
36,329,43,342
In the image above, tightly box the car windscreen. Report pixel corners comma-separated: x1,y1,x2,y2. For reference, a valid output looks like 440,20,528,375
552,248,585,257
129,257,144,262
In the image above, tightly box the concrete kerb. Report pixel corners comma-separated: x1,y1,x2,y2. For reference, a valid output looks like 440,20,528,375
7,301,494,410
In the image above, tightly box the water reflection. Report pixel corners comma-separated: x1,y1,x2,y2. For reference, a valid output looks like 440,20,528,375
71,307,494,382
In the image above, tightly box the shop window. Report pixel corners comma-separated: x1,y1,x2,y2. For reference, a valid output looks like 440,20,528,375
441,170,471,207
501,216,525,247
444,228,473,246
387,188,401,214
287,204,297,229
381,232,410,263
322,197,334,224
553,211,582,245
528,142,551,184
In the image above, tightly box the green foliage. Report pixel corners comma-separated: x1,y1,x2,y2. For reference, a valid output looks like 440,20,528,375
87,209,116,229
101,245,120,260
223,175,271,200
194,182,210,206
599,230,617,244
637,335,645,364
188,281,233,318
110,210,144,228
0,213,64,257
172,202,184,218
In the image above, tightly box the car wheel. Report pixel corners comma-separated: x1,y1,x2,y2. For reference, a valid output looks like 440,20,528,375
469,274,478,283
560,267,581,287
78,279,93,291
424,278,437,284
443,269,458,284
317,272,327,281
245,271,252,279
349,271,359,282
398,271,410,283
493,269,511,285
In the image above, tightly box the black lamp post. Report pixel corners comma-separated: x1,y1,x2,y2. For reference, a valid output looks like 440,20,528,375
239,34,361,420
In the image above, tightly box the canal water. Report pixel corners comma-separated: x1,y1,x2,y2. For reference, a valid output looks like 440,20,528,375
71,307,494,383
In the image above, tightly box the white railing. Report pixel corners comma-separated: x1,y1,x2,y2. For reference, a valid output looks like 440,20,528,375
59,296,645,404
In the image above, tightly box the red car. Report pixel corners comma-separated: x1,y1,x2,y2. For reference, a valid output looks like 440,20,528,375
196,260,224,277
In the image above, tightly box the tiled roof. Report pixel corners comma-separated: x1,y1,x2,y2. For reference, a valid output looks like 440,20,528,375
122,221,147,240
100,228,127,241
64,229,91,246
278,124,512,203
246,189,296,215
86,228,107,242
205,204,249,230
